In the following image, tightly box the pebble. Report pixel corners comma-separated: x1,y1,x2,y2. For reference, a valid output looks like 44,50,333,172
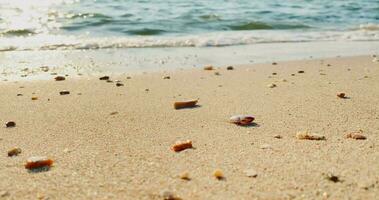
25,156,53,170
229,115,255,126
337,93,346,98
163,76,170,79
260,144,272,149
145,88,149,92
298,70,305,73
267,83,277,88
171,140,192,152
213,169,224,180
17,94,23,96
272,62,277,65
110,112,119,115
203,65,214,70
106,80,113,83
116,83,124,87
326,174,341,183
54,76,65,81
179,171,190,180
214,72,221,76
31,97,38,100
126,76,132,79
99,76,110,80
226,66,234,70
244,169,258,178
346,130,366,140
7,147,21,157
174,100,198,109
296,131,326,140
59,90,70,95
5,121,16,128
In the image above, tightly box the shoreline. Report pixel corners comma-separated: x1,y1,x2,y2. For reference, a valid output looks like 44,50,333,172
1,41,378,81
0,55,378,199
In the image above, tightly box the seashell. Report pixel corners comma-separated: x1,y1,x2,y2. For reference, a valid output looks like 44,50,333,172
171,140,192,152
179,171,190,180
346,130,366,140
174,100,198,109
8,147,21,157
213,169,224,180
25,156,53,170
244,169,258,178
229,115,255,125
267,83,277,88
296,131,326,140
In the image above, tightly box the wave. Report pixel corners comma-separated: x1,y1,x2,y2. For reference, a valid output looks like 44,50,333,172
228,21,310,30
0,28,378,51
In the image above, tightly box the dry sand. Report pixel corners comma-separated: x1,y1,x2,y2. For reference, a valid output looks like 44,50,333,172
0,55,379,199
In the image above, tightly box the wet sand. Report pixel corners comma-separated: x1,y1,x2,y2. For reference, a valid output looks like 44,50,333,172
0,55,379,199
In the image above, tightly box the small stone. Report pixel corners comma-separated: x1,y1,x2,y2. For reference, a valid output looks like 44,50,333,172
346,130,366,140
163,76,170,79
106,80,113,83
179,172,190,180
5,121,16,128
203,65,214,70
54,76,65,81
174,100,198,109
126,76,132,79
8,147,21,157
213,169,224,180
291,74,295,76
171,140,192,152
116,83,124,87
298,70,305,73
145,88,149,92
274,135,282,139
17,94,23,96
272,72,277,75
99,76,110,80
214,72,220,76
272,62,277,65
327,64,331,66
59,90,70,95
296,131,326,140
31,97,38,100
267,83,277,88
260,144,272,149
244,169,258,178
226,66,234,70
282,79,287,82
337,93,346,98
110,112,118,115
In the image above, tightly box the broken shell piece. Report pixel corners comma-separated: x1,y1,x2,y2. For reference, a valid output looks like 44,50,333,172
346,130,366,140
99,76,110,80
298,70,305,73
267,83,277,88
163,76,170,79
116,82,124,87
244,169,258,178
59,90,70,95
296,131,326,140
226,66,234,70
337,93,346,98
8,147,21,157
203,65,214,70
214,72,220,76
25,156,53,170
5,121,16,128
213,169,224,180
171,140,193,152
161,190,179,200
54,76,65,81
174,100,198,109
31,97,38,100
229,115,255,126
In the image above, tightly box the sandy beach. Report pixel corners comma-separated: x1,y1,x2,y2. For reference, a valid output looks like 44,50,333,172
0,55,378,199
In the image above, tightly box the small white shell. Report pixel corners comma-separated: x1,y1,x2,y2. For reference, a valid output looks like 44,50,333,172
229,115,255,125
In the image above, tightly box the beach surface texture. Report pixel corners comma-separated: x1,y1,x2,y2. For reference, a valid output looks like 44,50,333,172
1,55,379,199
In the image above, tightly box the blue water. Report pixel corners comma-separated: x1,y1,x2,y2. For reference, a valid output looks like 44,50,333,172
0,0,378,51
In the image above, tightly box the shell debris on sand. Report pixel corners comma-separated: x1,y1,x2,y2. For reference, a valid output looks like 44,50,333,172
5,121,16,128
163,76,171,79
160,190,180,200
179,171,190,180
174,100,198,109
116,82,124,87
346,130,366,140
226,66,234,70
213,169,224,180
203,65,214,70
244,169,258,178
99,76,110,80
25,156,53,170
229,115,255,126
31,97,38,100
171,140,193,152
54,76,65,81
267,83,277,88
296,131,326,140
8,147,21,157
59,90,70,95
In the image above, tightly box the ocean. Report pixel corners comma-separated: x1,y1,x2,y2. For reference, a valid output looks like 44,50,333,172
0,0,378,51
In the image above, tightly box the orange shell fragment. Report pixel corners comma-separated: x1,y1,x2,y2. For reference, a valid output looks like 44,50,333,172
25,156,53,170
174,100,198,109
171,140,193,152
